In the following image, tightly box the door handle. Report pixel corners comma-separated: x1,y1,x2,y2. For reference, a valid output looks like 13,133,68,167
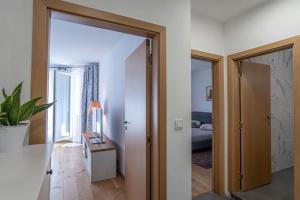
122,121,130,125
46,169,53,175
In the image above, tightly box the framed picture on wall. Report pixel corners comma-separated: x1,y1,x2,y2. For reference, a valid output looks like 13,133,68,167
206,86,212,101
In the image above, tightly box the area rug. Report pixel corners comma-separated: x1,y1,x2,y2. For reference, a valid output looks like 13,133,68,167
192,148,212,169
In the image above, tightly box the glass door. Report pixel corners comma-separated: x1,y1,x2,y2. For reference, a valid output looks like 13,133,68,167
54,70,72,142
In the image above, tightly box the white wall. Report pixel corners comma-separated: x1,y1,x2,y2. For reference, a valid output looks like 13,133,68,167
224,0,300,54
100,35,144,175
191,12,225,55
191,60,212,112
0,0,33,102
0,0,191,199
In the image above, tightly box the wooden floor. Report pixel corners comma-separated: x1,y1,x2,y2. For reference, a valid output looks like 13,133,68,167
192,164,212,198
51,142,211,199
50,143,125,200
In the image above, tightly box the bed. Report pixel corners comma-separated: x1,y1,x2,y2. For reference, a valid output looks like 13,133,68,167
192,112,213,151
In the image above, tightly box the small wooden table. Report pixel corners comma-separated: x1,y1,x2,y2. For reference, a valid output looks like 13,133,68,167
82,132,116,182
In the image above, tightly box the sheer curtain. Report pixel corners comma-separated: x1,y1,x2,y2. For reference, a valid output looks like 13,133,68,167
70,67,84,143
81,63,99,135
47,69,55,143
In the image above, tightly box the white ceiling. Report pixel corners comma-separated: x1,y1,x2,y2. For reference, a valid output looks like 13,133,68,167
191,58,212,72
49,19,128,65
191,0,271,22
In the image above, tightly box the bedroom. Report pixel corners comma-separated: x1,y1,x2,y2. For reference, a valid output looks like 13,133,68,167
191,58,213,198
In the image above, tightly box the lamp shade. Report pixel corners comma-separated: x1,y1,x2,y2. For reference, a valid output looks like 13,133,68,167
89,100,101,113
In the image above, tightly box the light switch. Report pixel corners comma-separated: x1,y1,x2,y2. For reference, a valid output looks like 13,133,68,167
175,119,184,130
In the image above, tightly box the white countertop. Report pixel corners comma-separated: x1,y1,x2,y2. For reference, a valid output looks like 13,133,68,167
0,144,53,200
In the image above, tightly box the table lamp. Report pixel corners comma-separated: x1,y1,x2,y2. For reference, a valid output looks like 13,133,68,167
89,100,104,143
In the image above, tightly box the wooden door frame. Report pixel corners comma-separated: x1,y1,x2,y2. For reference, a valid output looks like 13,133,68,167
31,1,167,200
227,36,300,200
191,49,225,195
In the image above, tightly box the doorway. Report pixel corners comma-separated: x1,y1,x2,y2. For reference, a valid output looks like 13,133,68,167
191,50,225,197
191,58,213,197
231,49,294,200
31,0,167,199
228,37,300,200
47,13,152,200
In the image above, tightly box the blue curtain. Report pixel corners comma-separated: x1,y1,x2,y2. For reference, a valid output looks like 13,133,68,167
81,63,99,134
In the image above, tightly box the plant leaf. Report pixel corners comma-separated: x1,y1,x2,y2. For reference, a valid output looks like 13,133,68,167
12,82,23,96
2,88,8,99
19,97,42,122
32,102,55,116
1,95,12,113
7,87,21,125
0,114,8,126
0,112,6,117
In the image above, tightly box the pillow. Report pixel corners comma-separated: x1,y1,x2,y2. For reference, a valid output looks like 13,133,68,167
192,120,201,128
200,123,213,131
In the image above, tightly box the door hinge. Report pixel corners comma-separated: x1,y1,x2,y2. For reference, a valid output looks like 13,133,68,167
240,173,244,180
148,54,153,65
147,136,152,145
239,122,243,129
237,61,243,77
238,67,243,77
146,38,153,65
239,70,243,77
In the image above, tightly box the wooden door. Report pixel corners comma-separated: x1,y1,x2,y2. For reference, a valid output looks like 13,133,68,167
124,40,151,200
240,61,271,191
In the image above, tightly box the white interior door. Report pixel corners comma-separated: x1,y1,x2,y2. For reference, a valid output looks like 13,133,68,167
124,40,151,200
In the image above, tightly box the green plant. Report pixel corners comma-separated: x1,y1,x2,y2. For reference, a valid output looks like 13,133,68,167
0,82,54,126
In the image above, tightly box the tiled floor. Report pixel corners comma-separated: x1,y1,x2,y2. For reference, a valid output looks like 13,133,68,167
193,168,293,200
233,168,293,200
